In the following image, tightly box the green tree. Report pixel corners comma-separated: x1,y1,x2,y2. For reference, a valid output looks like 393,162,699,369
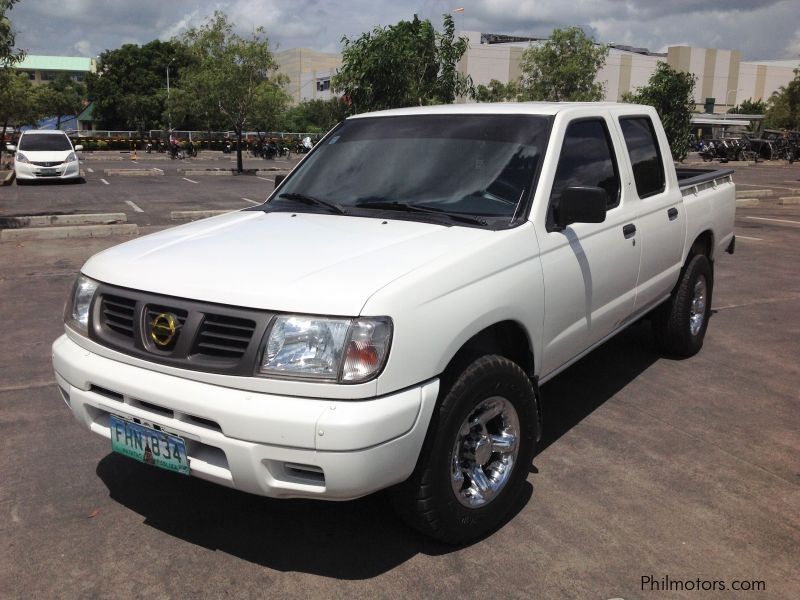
87,40,193,132
518,27,608,102
38,73,87,128
764,69,800,130
623,62,697,160
279,98,350,133
1,0,24,67
476,79,519,102
0,70,40,137
180,11,282,172
728,98,766,115
332,14,473,113
251,75,291,134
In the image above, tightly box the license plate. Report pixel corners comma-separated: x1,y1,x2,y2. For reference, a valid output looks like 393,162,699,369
110,415,189,475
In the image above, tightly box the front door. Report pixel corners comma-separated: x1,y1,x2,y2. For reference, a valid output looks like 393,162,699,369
535,117,642,377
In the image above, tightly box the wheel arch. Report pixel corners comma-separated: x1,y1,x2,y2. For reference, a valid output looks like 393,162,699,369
438,320,541,437
688,229,715,261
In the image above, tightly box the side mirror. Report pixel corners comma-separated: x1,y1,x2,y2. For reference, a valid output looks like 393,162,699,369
554,186,608,229
74,144,84,151
6,144,16,152
274,174,286,189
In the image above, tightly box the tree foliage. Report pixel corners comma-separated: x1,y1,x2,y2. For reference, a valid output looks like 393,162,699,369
518,27,608,102
476,79,519,102
180,11,281,172
38,73,87,128
764,69,800,130
727,98,766,115
0,70,40,139
279,98,350,133
87,40,193,132
332,14,473,113
1,0,24,67
623,62,697,160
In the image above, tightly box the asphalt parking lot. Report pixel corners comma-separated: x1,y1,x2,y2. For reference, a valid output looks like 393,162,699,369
1,151,293,228
1,156,798,598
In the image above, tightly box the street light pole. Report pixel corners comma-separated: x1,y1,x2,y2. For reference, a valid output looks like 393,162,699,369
167,58,176,134
726,88,742,111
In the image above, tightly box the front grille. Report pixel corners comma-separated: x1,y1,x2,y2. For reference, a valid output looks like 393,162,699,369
90,284,273,376
101,295,136,338
194,314,256,359
32,161,63,167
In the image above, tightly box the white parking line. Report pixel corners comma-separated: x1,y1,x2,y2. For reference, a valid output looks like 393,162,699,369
745,216,800,225
100,178,110,185
182,177,199,184
125,200,144,213
737,235,762,241
240,197,260,205
256,176,274,182
87,167,94,173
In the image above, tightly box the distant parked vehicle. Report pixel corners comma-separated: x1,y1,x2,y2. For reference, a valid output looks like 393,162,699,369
7,130,83,184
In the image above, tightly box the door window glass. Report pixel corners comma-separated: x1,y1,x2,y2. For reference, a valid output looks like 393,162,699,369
620,117,666,198
549,119,621,217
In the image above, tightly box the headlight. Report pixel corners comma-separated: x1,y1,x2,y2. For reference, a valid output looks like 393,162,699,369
15,152,30,164
65,152,77,163
259,315,392,383
64,275,99,335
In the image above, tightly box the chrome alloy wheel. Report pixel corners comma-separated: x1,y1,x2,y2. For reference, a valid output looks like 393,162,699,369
689,276,707,336
450,396,521,508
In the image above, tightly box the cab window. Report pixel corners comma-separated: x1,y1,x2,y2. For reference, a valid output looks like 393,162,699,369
619,116,666,198
549,119,621,220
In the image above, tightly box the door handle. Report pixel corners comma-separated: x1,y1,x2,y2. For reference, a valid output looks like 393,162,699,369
622,223,636,238
668,207,679,221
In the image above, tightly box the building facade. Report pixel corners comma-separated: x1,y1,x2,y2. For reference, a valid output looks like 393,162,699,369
14,55,96,85
456,31,800,113
274,48,342,104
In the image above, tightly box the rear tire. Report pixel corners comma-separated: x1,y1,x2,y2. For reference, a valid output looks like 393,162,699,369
391,355,538,545
653,254,713,358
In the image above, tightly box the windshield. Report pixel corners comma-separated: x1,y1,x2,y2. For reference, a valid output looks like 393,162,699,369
271,114,552,224
19,133,72,151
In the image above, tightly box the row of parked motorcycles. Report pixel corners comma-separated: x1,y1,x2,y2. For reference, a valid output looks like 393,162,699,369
248,137,315,159
691,134,799,163
691,137,760,163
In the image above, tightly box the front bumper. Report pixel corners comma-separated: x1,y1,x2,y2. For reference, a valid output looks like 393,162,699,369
15,160,80,180
53,334,439,500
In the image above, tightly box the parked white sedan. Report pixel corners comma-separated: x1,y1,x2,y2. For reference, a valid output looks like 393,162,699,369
8,130,83,183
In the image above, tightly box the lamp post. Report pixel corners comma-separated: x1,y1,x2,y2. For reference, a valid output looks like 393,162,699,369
726,88,742,111
166,58,176,133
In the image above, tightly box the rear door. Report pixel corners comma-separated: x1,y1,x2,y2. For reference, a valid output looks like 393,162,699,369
534,115,642,376
613,112,686,312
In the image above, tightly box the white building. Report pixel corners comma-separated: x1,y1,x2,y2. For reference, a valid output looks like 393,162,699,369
456,31,800,112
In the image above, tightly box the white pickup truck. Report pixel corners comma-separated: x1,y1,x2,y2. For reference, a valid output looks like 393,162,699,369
53,103,735,544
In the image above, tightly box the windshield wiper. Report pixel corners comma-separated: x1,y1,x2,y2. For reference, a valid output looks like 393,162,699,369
278,192,347,214
355,199,488,226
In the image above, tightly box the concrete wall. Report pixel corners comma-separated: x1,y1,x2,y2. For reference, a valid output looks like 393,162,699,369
275,48,342,104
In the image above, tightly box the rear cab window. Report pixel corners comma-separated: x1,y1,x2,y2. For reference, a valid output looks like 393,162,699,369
547,118,621,229
619,116,666,198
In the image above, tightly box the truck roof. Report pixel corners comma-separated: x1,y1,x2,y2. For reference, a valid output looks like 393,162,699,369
350,102,643,120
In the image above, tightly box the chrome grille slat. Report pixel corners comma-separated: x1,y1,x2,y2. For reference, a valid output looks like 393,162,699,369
91,285,269,376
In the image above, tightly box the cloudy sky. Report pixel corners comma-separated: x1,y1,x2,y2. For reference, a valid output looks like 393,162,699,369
9,0,800,61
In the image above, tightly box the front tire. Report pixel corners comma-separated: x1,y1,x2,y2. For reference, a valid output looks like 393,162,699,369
653,254,713,358
391,355,538,545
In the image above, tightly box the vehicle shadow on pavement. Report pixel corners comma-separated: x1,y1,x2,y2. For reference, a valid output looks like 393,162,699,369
535,321,661,457
96,454,532,577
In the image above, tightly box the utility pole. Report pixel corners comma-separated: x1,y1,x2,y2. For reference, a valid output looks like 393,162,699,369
167,57,176,133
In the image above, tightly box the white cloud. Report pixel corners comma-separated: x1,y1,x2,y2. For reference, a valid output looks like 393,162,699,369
8,0,800,61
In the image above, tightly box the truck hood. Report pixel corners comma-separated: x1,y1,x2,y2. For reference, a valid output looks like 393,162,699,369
82,211,493,315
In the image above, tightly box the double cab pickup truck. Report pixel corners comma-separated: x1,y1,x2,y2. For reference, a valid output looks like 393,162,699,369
53,103,735,544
